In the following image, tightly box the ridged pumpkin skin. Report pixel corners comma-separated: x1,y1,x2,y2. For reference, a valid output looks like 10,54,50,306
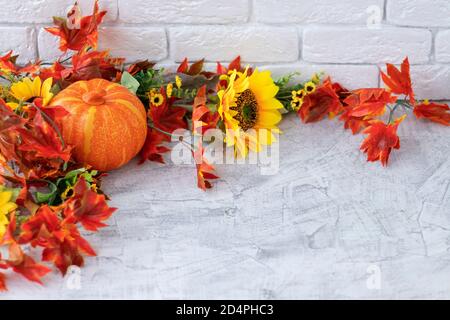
50,79,147,171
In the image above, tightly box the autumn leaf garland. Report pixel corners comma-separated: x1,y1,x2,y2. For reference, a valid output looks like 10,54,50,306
0,0,450,291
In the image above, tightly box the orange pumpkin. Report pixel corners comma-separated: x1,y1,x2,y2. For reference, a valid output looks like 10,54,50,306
50,79,147,171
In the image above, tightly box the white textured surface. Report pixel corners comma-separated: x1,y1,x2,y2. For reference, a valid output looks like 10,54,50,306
1,114,450,300
1,0,450,98
303,27,432,64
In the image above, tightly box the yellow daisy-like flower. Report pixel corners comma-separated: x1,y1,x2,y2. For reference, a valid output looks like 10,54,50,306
304,81,317,94
149,91,164,107
0,187,18,239
291,98,303,111
218,68,283,157
166,83,173,98
292,89,306,101
175,75,182,89
10,77,54,107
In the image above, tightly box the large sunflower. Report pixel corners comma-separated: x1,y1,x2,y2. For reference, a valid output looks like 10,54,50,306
0,186,17,239
218,68,283,157
9,77,53,109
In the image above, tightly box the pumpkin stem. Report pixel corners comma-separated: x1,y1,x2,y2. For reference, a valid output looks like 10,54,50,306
82,89,107,106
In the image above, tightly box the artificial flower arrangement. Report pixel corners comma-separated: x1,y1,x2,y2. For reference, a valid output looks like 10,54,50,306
0,1,449,291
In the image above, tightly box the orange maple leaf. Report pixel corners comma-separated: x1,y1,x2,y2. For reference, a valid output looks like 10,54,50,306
0,51,41,76
19,205,96,275
45,0,106,52
381,57,415,105
17,103,72,163
61,48,124,82
413,101,450,126
139,128,171,164
177,58,216,79
0,214,51,289
360,116,406,166
346,88,397,118
193,142,219,191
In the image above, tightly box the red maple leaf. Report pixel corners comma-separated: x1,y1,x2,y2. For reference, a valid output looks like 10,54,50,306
381,57,415,105
1,100,71,180
413,101,450,126
6,242,51,285
45,0,106,52
17,102,72,162
177,58,216,79
0,51,41,76
0,272,6,291
40,61,67,81
139,128,171,164
126,60,155,76
63,177,117,232
216,56,247,74
19,205,96,275
61,48,124,82
360,116,405,166
0,214,51,289
193,142,219,191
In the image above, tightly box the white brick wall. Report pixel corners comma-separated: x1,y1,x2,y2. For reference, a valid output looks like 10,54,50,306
1,0,449,99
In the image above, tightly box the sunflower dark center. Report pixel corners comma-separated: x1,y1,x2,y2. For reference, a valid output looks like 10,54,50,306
232,89,258,131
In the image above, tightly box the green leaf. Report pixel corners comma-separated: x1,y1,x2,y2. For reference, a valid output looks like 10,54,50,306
36,181,58,204
121,72,140,94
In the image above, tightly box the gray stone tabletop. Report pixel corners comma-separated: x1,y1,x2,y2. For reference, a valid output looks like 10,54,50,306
1,113,450,299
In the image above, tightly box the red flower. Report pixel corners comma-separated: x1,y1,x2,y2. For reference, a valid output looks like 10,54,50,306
413,101,450,126
360,116,406,166
297,78,343,123
381,57,415,105
63,178,117,232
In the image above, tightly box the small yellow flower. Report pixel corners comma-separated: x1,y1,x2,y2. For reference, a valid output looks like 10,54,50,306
296,89,306,100
423,99,430,105
166,83,173,98
291,98,303,111
10,77,54,106
150,92,164,107
0,187,18,238
61,185,74,200
304,81,316,94
175,75,182,89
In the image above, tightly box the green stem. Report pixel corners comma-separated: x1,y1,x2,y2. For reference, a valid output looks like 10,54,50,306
388,104,401,124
